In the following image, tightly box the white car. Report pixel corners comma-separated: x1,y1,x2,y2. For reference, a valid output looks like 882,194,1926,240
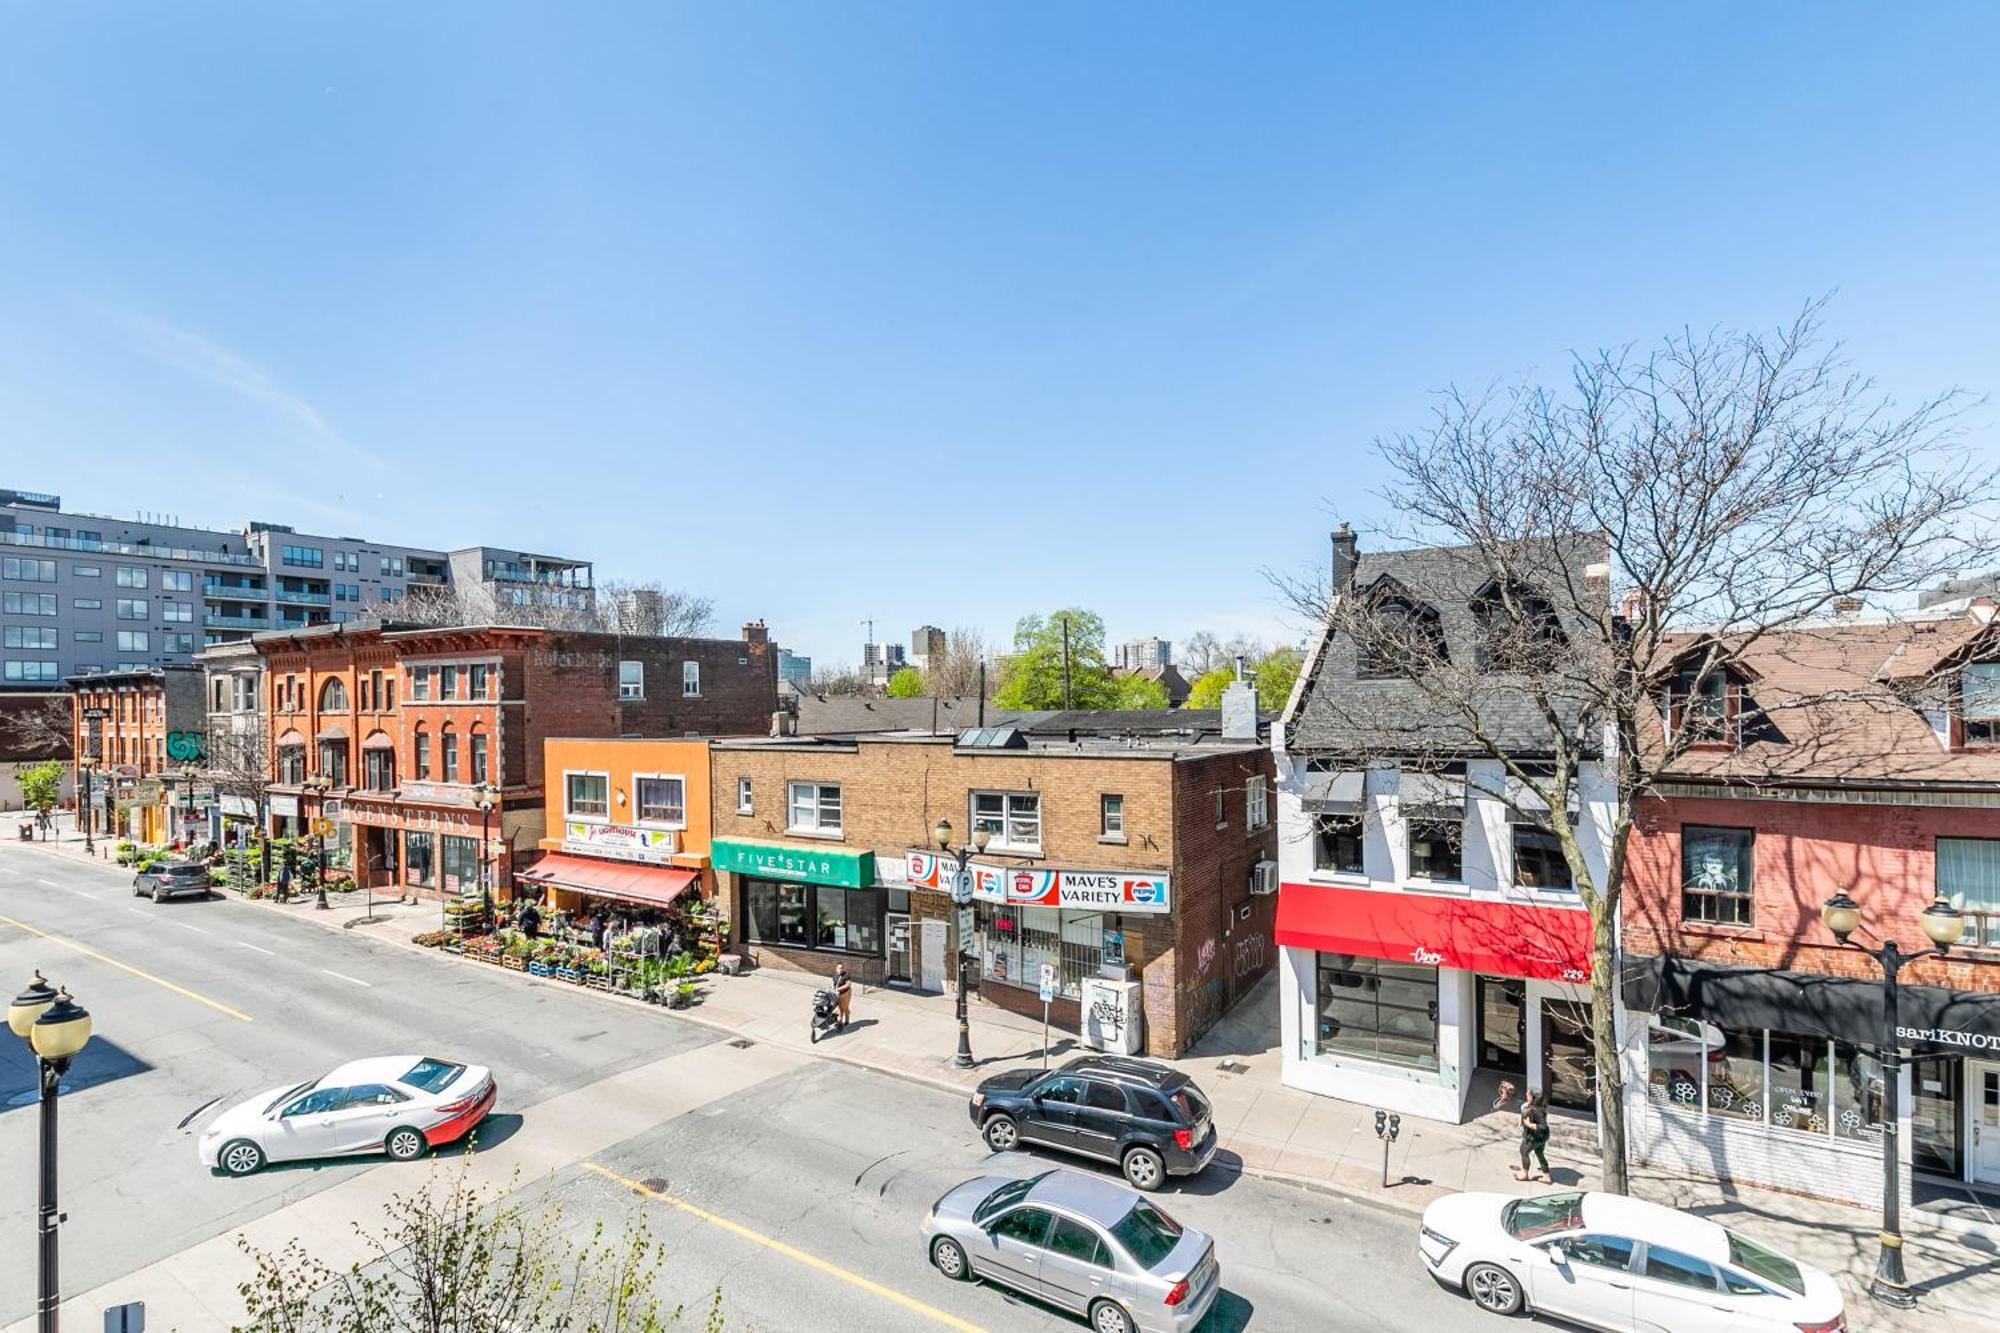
1419,1190,1845,1333
199,1055,496,1177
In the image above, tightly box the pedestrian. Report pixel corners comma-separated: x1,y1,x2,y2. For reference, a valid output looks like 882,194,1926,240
1514,1088,1553,1183
832,962,853,1027
518,898,542,939
588,912,606,951
276,852,294,904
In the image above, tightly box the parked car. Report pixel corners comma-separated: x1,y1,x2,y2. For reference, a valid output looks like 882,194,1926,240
969,1055,1216,1191
132,862,213,902
923,1168,1220,1333
1418,1189,1846,1332
199,1055,496,1177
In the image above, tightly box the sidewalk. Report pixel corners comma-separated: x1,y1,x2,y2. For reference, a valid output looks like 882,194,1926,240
15,826,2000,1331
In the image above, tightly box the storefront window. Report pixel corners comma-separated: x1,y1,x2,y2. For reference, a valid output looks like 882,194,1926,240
1767,1032,1830,1135
441,834,480,894
976,903,1103,999
404,830,436,888
1832,1042,1886,1143
1314,954,1439,1071
1911,1056,1961,1175
743,880,880,955
815,886,883,953
1646,1016,1709,1109
1708,1029,1765,1124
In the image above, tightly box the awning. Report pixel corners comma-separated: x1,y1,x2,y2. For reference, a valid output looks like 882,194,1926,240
517,853,698,909
361,730,395,751
275,729,304,747
316,724,348,741
1301,768,1366,815
1276,881,1592,983
1400,772,1466,819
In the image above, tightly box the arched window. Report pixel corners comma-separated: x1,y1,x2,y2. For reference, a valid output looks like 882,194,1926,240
1354,586,1448,678
469,725,489,785
319,678,349,712
441,725,460,783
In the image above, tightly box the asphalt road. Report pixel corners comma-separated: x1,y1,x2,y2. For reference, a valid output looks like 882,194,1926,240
0,838,1503,1332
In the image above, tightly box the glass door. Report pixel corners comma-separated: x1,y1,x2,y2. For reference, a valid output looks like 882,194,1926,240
1911,1055,1962,1178
1541,999,1597,1114
1476,976,1527,1076
1974,1062,2000,1186
885,913,911,984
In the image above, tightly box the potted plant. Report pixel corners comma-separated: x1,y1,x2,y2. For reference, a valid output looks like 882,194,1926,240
667,980,696,1009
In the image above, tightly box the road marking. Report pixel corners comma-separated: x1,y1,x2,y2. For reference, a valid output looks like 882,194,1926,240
0,913,253,1022
35,878,96,899
321,969,370,987
124,907,150,918
171,921,210,936
582,1162,986,1332
236,941,276,956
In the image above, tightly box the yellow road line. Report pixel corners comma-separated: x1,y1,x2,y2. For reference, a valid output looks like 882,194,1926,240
0,913,254,1023
582,1161,986,1332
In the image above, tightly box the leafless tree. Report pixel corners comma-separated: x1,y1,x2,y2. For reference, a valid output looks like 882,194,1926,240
925,626,991,697
0,694,72,760
369,580,713,638
1271,306,1992,1193
807,662,873,696
1180,631,1224,675
595,580,715,638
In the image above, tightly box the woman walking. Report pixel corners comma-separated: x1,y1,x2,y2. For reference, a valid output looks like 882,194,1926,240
1513,1088,1553,1183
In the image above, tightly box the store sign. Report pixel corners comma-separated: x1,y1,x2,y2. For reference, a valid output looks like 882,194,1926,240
269,793,300,817
220,795,258,818
1897,1025,2000,1052
712,837,873,888
904,851,1171,914
563,822,676,864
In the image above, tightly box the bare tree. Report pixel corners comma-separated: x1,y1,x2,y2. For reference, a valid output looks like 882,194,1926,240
0,694,72,760
1180,631,1224,675
1272,307,1991,1193
925,626,990,697
807,662,872,696
595,580,716,638
369,580,714,638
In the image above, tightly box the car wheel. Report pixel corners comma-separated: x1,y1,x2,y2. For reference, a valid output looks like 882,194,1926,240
1463,1262,1523,1315
1088,1298,1135,1333
1122,1145,1165,1191
982,1114,1020,1153
385,1127,427,1162
152,887,166,903
219,1140,265,1177
931,1236,970,1281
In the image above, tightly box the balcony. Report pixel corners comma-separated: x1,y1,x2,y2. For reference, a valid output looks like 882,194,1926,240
204,611,269,629
204,578,266,597
0,528,259,566
275,587,330,605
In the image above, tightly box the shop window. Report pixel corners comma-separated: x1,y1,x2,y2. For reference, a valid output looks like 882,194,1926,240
566,772,609,819
972,790,1040,851
1511,824,1572,890
1832,1042,1886,1143
404,831,436,887
619,661,643,700
743,881,881,955
1707,1028,1765,1124
1246,776,1268,830
1767,1032,1830,1135
1407,820,1462,881
1313,815,1364,875
814,886,883,953
637,776,685,826
1937,837,2000,948
440,835,479,894
1681,826,1753,925
1315,954,1439,1071
1100,794,1124,839
976,903,1103,999
787,781,842,834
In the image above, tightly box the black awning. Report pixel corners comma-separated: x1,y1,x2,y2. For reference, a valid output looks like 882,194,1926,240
1623,954,2000,1055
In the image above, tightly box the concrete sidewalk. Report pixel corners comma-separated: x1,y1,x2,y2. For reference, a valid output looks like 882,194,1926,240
16,825,2000,1331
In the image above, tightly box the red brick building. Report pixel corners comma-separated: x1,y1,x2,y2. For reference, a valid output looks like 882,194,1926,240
67,666,207,844
257,620,777,898
1618,608,2000,1206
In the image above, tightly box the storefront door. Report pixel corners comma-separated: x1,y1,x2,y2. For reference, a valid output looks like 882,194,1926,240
886,913,912,984
1974,1061,2000,1186
1541,999,1597,1114
1477,976,1526,1077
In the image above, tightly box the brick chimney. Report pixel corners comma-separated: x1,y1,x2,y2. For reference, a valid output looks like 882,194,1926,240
1331,524,1358,595
741,620,769,648
1833,597,1864,618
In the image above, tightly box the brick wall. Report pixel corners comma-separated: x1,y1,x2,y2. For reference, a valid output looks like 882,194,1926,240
1167,748,1280,1054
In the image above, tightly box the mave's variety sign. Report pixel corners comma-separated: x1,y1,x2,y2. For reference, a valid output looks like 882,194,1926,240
905,851,1170,913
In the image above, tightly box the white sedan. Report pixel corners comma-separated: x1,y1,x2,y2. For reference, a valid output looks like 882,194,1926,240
1419,1190,1846,1333
200,1055,497,1177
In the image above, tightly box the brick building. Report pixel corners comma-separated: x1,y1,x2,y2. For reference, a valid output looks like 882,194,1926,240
256,619,776,898
705,716,1277,1058
1618,607,2000,1207
67,665,206,844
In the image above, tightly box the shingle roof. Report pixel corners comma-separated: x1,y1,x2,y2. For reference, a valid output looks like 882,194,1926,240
793,695,1022,736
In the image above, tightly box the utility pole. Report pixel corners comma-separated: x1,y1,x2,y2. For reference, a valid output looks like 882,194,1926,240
1061,615,1072,709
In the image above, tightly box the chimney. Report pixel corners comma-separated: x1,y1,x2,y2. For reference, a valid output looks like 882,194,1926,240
1833,597,1864,618
1619,589,1649,623
770,710,795,737
1331,524,1358,595
741,619,769,648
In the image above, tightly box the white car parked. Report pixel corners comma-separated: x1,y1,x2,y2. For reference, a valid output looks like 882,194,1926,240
199,1055,496,1176
1418,1190,1845,1333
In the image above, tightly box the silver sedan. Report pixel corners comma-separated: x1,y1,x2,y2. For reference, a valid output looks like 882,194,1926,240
921,1168,1220,1333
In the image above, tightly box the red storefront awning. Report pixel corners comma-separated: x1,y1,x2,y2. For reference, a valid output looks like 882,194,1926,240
518,853,698,910
1276,881,1592,983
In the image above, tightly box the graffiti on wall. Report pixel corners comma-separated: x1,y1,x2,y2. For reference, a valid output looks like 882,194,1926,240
1232,930,1267,980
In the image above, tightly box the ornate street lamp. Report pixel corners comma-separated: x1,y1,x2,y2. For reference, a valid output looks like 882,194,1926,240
9,972,93,1333
1820,889,1964,1308
302,774,333,909
76,757,95,856
179,762,200,847
933,817,992,1069
473,783,500,917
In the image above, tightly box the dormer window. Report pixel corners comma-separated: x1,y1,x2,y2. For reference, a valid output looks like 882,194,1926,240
1666,668,1741,748
1961,663,2000,744
1355,592,1448,678
1471,581,1566,673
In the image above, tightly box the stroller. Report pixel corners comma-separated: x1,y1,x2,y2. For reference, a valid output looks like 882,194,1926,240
810,987,845,1043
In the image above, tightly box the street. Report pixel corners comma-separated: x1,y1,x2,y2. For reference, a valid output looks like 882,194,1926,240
0,836,1499,1332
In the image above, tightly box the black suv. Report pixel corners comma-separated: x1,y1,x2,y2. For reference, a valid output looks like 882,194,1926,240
968,1054,1216,1191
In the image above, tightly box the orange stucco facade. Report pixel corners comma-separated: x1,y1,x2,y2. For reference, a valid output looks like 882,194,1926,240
533,738,715,908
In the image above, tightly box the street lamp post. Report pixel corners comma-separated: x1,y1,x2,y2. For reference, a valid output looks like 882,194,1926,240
179,763,199,849
302,775,332,910
1820,889,1965,1309
932,818,991,1069
9,971,94,1333
76,758,94,856
473,784,499,918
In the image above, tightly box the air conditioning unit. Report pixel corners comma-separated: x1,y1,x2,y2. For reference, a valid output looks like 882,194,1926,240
1250,860,1279,895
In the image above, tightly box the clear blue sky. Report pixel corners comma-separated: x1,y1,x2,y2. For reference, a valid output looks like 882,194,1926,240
3,4,1995,667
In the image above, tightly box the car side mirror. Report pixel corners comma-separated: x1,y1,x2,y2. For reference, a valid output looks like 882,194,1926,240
1546,1241,1569,1264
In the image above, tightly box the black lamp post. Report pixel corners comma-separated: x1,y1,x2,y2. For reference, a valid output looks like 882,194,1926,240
931,817,991,1069
474,784,500,917
1819,889,1964,1309
179,763,199,848
76,758,94,856
9,971,93,1333
302,775,332,909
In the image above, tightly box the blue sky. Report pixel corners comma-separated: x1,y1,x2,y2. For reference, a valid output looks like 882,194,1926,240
3,4,1996,667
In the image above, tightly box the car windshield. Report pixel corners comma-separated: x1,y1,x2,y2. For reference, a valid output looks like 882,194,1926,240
1172,1086,1210,1124
1109,1198,1185,1269
1726,1230,1805,1296
400,1058,464,1093
974,1175,1042,1224
1502,1193,1586,1241
262,1079,316,1114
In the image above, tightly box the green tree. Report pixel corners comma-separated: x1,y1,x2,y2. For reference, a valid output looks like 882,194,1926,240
1255,646,1303,711
16,759,63,815
885,667,926,698
994,608,1117,709
1185,668,1232,710
1111,673,1169,709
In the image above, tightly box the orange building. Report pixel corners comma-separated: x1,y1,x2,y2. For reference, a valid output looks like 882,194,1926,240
523,738,715,924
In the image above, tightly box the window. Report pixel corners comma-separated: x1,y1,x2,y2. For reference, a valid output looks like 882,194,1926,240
1642,1246,1718,1292
972,791,1040,850
737,776,753,814
1214,787,1226,827
637,776,686,825
1962,663,2000,743
814,885,883,953
1,661,58,682
115,598,144,619
3,592,55,615
1501,1193,1585,1241
788,781,842,834
409,666,431,701
441,727,459,782
1084,1081,1128,1113
1767,1032,1830,1134
115,565,148,588
469,664,488,699
743,880,884,955
3,627,56,650
363,747,395,792
404,830,436,887
281,545,324,568
1313,815,1365,875
1471,581,1566,673
71,564,99,577
566,772,610,818
1676,671,1733,744
1726,1231,1806,1297
384,677,396,709
277,745,306,785
1565,1236,1636,1272
439,665,458,700
1046,1217,1108,1268
1356,594,1448,677
72,598,101,610
991,1208,1052,1246
1246,776,1269,830
413,729,430,780
1314,954,1439,1070
2,557,56,581
1407,820,1462,881
682,660,700,696
318,740,348,786
440,835,479,893
73,630,100,643
1100,794,1124,838
1107,1199,1183,1268
162,601,192,622
618,660,643,699
319,678,348,711
165,632,194,653
116,631,149,652
1512,824,1572,889
1831,1041,1886,1143
1937,837,2000,947
161,570,192,592
1682,825,1753,925
470,731,488,784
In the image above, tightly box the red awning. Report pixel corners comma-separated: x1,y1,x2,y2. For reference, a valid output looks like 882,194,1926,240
517,853,698,910
1276,881,1592,983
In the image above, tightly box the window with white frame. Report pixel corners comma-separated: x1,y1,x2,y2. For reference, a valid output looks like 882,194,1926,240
682,660,700,696
115,565,148,588
737,776,753,814
161,570,193,592
565,772,610,819
972,790,1041,851
618,660,643,699
1246,776,1269,830
1100,794,1124,838
788,781,842,834
636,776,686,826
409,666,432,701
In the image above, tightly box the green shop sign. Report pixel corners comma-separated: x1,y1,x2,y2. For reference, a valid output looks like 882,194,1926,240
710,837,873,889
